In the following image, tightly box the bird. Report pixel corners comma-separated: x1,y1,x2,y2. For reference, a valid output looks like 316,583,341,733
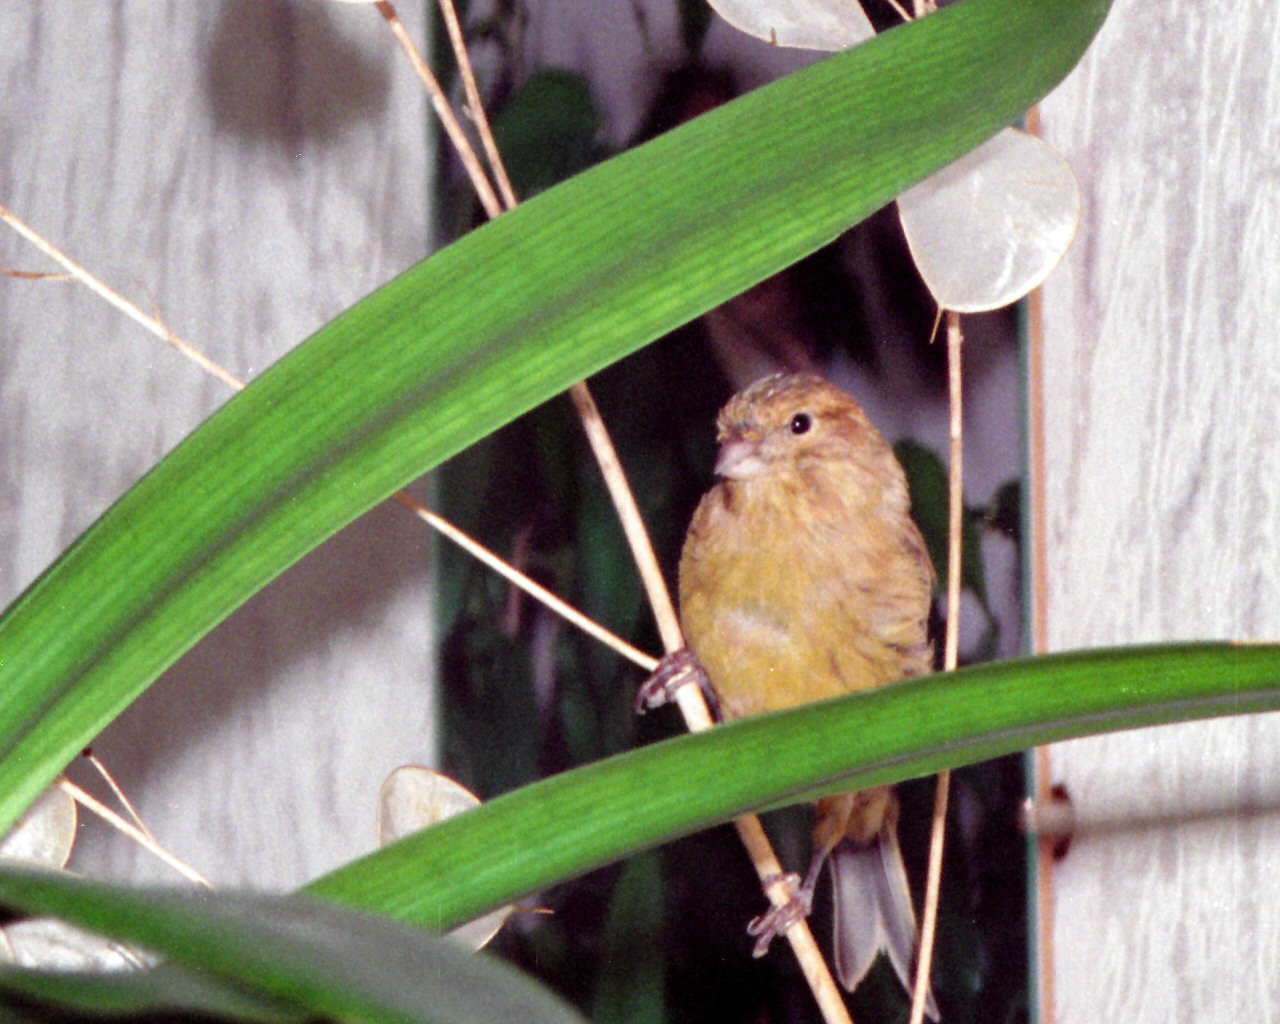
660,372,938,1017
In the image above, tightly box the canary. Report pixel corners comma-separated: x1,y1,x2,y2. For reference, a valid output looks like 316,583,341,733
672,372,937,1016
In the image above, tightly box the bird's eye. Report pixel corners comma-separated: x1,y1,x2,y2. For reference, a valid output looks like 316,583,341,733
789,412,813,435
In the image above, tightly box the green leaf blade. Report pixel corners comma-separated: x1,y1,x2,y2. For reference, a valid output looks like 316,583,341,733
305,643,1280,931
0,870,591,1024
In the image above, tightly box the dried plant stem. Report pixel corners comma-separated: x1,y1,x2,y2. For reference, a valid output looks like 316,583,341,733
434,0,519,210
886,0,913,24
733,815,856,1024
1023,128,1058,1017
417,3,849,1018
913,783,952,1024
392,492,658,671
409,0,689,659
83,750,156,845
0,263,71,281
0,204,243,393
405,0,695,663
909,309,964,1024
57,777,211,888
943,312,964,672
565,385,684,654
374,1,503,220
565,383,713,733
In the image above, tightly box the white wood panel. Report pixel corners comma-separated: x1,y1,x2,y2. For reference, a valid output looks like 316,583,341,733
1038,0,1280,1019
0,1,436,888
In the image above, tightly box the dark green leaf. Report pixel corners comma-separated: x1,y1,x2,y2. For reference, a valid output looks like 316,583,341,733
986,479,1022,539
677,0,713,56
590,853,666,1024
0,957,302,1023
894,439,990,610
0,871,590,1024
492,70,604,197
305,643,1280,931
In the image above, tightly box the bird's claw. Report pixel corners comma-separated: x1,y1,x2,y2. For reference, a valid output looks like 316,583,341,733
635,648,711,713
747,872,813,958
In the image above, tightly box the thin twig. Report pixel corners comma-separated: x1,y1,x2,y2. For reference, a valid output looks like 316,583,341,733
913,782,951,1024
909,309,963,1024
566,385,685,657
419,1,701,716
412,5,849,1019
943,312,963,673
885,0,913,24
373,1,503,220
57,777,212,888
0,204,244,393
82,750,156,845
435,0,519,210
733,816,856,1024
927,304,944,346
566,382,715,736
392,492,657,671
1024,139,1058,1020
410,4,682,670
0,263,72,281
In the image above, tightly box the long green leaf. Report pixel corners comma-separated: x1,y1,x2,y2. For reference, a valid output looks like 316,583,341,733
304,643,1280,928
0,958,301,1023
0,870,590,1024
0,0,1112,833
1,644,1269,1022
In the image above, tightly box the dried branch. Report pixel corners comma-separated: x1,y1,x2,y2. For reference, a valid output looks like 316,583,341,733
411,3,852,1019
909,308,963,1024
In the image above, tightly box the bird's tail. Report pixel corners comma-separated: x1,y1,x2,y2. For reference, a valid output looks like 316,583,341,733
829,828,939,1021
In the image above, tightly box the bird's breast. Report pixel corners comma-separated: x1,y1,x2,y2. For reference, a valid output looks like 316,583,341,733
677,473,931,719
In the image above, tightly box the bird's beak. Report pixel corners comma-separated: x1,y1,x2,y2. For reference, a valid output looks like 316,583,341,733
714,434,767,479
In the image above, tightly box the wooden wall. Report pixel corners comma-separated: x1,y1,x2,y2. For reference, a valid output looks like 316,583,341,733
0,0,436,888
1037,0,1280,1018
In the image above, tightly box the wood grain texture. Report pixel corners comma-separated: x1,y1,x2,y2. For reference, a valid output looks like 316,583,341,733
1038,0,1280,1019
0,1,435,888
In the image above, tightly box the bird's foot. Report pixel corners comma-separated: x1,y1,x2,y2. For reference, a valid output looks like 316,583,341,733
635,648,717,715
747,872,814,957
